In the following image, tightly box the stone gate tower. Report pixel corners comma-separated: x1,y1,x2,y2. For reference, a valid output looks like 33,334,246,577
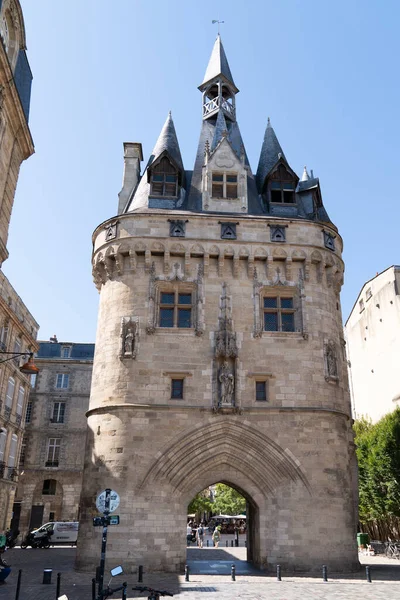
77,36,358,573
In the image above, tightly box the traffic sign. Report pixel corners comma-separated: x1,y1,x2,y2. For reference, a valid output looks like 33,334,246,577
96,489,120,514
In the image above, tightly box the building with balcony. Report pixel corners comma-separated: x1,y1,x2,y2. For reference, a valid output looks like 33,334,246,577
0,270,38,530
15,339,94,532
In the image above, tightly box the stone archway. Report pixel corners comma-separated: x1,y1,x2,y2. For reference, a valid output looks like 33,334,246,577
140,417,311,570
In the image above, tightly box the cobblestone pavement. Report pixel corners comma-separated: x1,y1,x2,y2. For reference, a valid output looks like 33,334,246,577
0,546,400,599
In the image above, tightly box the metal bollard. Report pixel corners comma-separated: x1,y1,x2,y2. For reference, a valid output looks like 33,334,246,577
366,566,372,583
226,540,228,547
322,564,328,582
185,564,189,582
138,565,143,583
15,569,22,600
231,540,234,547
56,572,61,599
231,564,236,581
92,578,96,600
43,569,52,585
206,539,209,547
276,564,281,581
244,540,247,547
96,566,101,582
122,581,127,599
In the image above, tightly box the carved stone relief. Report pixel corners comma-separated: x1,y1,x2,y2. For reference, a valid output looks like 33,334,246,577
105,221,119,241
324,340,338,382
213,282,238,409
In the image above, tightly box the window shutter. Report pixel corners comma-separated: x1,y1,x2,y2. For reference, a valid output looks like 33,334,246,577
5,377,15,407
8,434,18,467
0,430,7,462
17,386,25,415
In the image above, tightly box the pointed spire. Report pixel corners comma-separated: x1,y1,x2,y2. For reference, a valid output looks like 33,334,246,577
150,111,184,171
211,110,229,151
199,35,238,93
301,166,310,182
256,118,287,190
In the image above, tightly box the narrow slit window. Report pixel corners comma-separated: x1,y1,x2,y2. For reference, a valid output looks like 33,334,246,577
171,379,184,399
255,381,267,402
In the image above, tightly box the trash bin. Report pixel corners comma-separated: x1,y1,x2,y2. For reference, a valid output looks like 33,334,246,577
43,569,52,584
357,533,369,547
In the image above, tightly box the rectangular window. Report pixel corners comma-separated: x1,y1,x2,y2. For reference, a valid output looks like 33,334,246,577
46,438,60,467
52,402,66,424
5,377,15,408
56,374,69,389
212,172,237,199
171,379,184,399
30,373,37,388
42,479,57,495
25,401,32,424
270,183,296,204
62,347,71,358
19,437,27,467
263,296,295,332
366,288,372,301
159,291,192,329
359,299,364,312
255,381,267,401
0,325,8,351
16,386,25,415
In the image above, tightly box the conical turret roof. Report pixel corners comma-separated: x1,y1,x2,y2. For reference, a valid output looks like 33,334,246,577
256,118,287,190
199,35,238,93
150,111,184,171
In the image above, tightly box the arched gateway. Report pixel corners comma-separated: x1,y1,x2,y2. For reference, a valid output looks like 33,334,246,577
76,36,359,573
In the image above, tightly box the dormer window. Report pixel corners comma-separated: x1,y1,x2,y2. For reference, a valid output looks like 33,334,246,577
150,157,178,197
212,172,237,199
266,163,297,205
270,181,295,204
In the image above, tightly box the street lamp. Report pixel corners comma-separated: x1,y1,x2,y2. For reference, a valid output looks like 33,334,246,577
0,351,39,375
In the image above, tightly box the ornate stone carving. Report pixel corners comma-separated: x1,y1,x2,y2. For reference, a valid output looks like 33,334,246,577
269,225,287,242
220,222,237,240
324,340,338,382
214,282,238,358
323,230,336,251
194,264,205,337
168,219,187,237
120,317,139,359
105,221,118,241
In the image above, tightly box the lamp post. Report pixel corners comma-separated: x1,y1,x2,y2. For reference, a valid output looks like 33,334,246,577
0,351,39,375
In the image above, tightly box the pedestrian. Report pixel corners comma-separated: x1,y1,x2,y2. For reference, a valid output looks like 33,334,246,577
212,525,221,548
196,522,205,548
0,548,11,583
187,522,193,546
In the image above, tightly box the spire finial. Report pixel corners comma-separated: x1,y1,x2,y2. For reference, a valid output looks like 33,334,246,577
168,110,172,117
301,166,310,182
212,19,225,35
267,117,271,127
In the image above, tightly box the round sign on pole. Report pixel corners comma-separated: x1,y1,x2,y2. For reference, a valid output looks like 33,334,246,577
96,489,120,514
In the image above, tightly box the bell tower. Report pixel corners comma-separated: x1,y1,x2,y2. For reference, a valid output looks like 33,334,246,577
199,35,238,122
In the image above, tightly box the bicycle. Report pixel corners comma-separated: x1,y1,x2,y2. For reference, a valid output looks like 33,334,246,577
132,585,173,599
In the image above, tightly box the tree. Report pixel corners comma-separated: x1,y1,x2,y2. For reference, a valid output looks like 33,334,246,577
354,408,400,538
213,484,246,515
187,489,212,518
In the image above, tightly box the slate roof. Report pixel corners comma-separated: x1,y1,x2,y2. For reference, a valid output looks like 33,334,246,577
126,112,184,212
256,119,287,190
199,35,238,93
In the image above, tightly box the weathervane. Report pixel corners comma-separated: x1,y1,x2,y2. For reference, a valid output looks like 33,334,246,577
212,19,225,35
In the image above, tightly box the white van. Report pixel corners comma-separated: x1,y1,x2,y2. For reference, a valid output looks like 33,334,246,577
33,521,79,545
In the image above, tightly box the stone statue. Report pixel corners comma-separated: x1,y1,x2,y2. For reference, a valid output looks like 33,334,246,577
326,343,337,378
124,326,135,355
219,361,234,405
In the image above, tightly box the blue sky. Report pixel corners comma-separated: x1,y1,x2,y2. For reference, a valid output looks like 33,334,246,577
3,0,400,342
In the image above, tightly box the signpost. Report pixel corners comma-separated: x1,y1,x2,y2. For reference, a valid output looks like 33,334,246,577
95,488,120,600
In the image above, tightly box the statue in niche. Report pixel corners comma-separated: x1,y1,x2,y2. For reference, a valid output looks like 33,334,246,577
124,327,135,355
121,317,138,358
326,343,338,378
219,361,234,405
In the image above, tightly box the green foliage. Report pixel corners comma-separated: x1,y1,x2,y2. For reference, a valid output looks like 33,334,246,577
354,408,400,523
213,484,246,515
188,490,212,516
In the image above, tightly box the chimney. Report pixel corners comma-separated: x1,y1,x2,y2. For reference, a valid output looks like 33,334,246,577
118,142,143,215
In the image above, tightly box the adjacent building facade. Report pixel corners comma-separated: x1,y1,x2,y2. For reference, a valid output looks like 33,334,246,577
345,265,400,422
0,0,38,530
0,271,38,530
15,340,94,533
77,36,358,573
